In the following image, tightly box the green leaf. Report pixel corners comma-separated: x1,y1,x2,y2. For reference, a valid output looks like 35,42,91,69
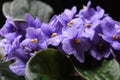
2,0,53,22
73,56,120,80
0,47,5,61
10,0,29,21
2,2,12,17
0,37,5,61
25,49,80,80
28,0,53,22
0,60,25,80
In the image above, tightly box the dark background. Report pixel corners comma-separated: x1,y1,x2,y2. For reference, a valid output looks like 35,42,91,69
0,0,120,27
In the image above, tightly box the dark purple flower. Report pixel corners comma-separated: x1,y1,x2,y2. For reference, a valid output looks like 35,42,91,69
90,35,112,60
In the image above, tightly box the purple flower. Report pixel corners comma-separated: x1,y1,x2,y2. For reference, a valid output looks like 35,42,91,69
62,27,90,62
66,18,83,28
20,27,47,53
41,6,77,47
0,14,45,76
62,6,77,20
90,35,112,60
1,1,120,76
75,1,105,41
78,1,104,22
0,35,30,76
100,16,120,50
0,16,28,43
41,16,64,47
57,6,77,27
9,48,30,76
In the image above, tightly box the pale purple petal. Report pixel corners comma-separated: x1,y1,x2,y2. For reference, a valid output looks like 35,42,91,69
25,13,34,27
101,16,116,36
62,39,74,55
26,27,38,38
9,59,26,76
34,17,41,28
48,35,64,46
71,6,77,15
20,39,37,50
38,41,47,49
112,41,120,50
62,27,77,39
5,33,17,43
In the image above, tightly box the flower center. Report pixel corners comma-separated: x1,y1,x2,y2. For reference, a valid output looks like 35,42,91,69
83,5,86,9
97,43,103,50
67,21,74,27
67,13,72,18
112,34,119,40
22,45,26,49
86,23,91,28
51,33,57,38
13,28,16,32
31,38,38,43
74,38,81,44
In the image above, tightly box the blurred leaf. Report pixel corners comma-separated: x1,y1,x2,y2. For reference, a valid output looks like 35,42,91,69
2,2,12,17
28,0,53,22
2,0,53,22
0,60,25,80
25,49,80,80
0,37,5,61
10,0,29,21
0,47,5,61
73,55,120,80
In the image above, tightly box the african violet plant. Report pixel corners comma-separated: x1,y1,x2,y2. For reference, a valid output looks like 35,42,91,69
0,0,120,80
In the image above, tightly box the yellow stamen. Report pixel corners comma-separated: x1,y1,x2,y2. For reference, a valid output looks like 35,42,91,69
112,34,119,40
74,38,81,44
67,21,74,27
86,23,91,28
51,33,57,38
83,5,86,9
31,38,38,43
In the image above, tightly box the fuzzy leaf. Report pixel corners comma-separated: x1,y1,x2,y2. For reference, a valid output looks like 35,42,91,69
25,49,80,80
73,55,120,80
2,0,53,22
2,2,12,17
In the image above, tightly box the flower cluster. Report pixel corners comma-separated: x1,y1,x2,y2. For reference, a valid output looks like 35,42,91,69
0,1,120,76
